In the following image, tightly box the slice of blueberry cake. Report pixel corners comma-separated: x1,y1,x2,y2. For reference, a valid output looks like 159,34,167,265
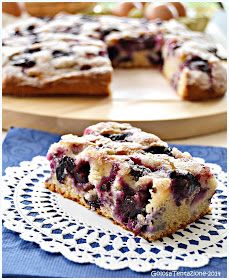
3,33,112,96
162,35,227,100
45,122,216,240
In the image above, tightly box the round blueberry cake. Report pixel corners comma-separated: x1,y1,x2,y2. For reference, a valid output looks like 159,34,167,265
3,14,226,100
45,122,217,240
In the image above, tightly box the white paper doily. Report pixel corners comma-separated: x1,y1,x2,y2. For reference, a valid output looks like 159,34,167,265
2,156,227,272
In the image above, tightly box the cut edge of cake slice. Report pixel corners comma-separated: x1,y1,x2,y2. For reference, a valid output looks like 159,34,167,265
162,38,227,101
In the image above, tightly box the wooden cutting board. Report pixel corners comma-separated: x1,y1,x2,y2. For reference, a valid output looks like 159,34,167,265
2,69,226,140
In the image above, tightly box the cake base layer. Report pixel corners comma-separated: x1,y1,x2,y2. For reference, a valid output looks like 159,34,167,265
3,72,111,96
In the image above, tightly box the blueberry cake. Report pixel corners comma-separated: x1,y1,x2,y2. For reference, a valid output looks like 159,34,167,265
3,14,226,100
45,122,217,240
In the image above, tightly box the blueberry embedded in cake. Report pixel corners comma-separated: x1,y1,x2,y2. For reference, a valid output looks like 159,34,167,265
45,122,217,241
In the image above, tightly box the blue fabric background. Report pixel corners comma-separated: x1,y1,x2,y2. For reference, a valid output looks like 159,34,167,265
2,128,227,278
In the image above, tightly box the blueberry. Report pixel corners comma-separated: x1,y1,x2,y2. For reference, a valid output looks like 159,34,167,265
27,25,35,30
30,35,40,44
87,199,101,209
98,164,119,192
101,28,120,38
75,161,90,184
136,186,152,207
56,156,75,183
27,25,35,33
100,184,109,191
12,58,36,68
108,46,119,60
70,28,80,35
155,19,163,25
40,16,51,22
129,164,151,181
207,47,217,54
190,61,210,72
143,36,155,49
147,53,163,65
65,157,75,173
115,184,139,222
184,57,210,73
25,47,41,54
122,181,135,196
98,50,107,57
122,196,141,219
80,15,96,22
80,65,92,71
169,41,182,52
173,44,181,50
119,38,133,49
52,50,71,58
114,180,151,225
119,35,155,53
14,29,22,36
99,178,113,192
170,171,201,206
144,145,173,156
102,132,132,141
64,24,81,35
56,157,90,184
56,164,66,183
141,225,147,232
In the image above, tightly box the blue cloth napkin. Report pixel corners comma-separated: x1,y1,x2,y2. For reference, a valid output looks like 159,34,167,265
2,127,227,278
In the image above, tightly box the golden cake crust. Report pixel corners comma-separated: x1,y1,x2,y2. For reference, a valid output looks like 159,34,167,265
3,71,111,96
